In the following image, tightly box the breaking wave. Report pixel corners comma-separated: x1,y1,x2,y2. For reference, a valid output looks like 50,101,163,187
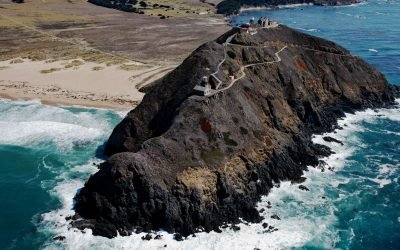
39,100,400,249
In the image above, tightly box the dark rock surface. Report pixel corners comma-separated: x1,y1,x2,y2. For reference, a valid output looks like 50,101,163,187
141,233,152,241
72,25,398,238
53,235,66,241
271,215,281,220
323,136,344,145
298,185,310,191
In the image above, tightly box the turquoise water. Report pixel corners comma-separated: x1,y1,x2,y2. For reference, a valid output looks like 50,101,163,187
0,0,399,249
231,0,400,85
0,100,123,249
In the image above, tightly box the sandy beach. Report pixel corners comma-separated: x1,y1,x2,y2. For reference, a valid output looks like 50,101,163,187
0,0,229,109
0,59,176,109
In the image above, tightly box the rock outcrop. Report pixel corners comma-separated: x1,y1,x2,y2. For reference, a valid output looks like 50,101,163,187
72,25,398,238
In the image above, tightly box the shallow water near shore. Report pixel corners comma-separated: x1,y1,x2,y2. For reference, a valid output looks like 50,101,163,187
1,0,400,249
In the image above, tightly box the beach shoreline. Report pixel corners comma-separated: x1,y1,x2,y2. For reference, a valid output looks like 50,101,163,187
235,1,362,16
0,59,176,109
0,0,229,109
0,0,362,110
239,3,314,13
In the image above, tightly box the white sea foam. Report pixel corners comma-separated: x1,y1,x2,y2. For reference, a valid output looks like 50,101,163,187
379,164,395,175
369,48,379,53
297,27,320,32
0,98,117,149
277,3,314,9
333,1,368,8
41,100,400,249
369,178,392,188
0,120,102,149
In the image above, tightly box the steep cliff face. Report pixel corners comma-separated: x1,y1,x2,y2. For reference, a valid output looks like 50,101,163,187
72,25,398,238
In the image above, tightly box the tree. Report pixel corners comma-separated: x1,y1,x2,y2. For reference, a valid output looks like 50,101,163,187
139,1,147,7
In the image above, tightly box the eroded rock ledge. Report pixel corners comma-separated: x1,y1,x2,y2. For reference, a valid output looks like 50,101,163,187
72,25,398,238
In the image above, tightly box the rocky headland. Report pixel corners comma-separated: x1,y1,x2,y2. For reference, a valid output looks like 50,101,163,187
72,25,399,238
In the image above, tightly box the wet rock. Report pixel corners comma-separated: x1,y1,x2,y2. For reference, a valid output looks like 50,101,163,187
141,233,152,241
155,234,162,240
291,176,307,184
262,222,268,228
119,229,132,236
231,225,240,231
135,227,143,234
317,160,328,172
195,226,205,233
53,235,66,241
271,215,281,220
323,136,344,145
273,182,281,188
92,223,118,238
313,144,334,157
299,185,310,191
263,224,278,234
174,233,184,241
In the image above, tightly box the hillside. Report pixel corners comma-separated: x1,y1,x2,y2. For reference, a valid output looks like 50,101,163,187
72,25,398,238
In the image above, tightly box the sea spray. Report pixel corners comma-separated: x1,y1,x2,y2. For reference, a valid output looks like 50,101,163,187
40,101,400,249
0,98,124,249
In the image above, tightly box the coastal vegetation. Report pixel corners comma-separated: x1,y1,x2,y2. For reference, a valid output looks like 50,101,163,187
87,0,212,17
88,0,138,12
40,67,62,74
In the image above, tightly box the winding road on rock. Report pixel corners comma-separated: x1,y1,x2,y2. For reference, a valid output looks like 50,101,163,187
205,24,353,98
206,24,287,97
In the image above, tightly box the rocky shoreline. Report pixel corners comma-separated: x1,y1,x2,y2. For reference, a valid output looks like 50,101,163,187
71,25,399,238
218,0,362,15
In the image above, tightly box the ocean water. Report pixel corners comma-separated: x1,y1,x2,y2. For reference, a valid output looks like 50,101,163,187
231,0,400,84
0,100,124,249
0,0,399,249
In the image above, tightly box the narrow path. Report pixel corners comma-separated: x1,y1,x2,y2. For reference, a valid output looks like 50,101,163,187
202,24,288,97
209,33,237,88
245,45,287,67
207,45,288,97
202,22,353,98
